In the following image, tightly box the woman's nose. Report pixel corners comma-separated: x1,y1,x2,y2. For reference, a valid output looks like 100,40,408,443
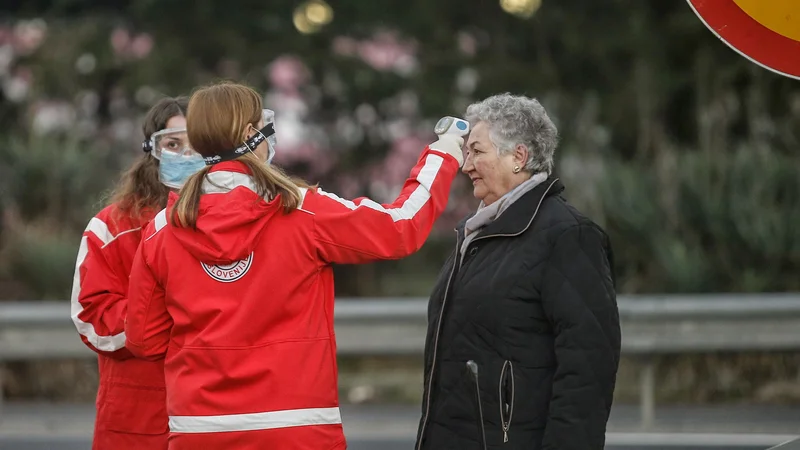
462,157,473,173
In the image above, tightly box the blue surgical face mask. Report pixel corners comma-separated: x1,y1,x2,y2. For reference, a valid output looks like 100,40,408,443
159,149,206,189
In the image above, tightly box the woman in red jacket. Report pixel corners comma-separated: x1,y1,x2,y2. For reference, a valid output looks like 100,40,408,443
124,81,465,450
71,96,205,449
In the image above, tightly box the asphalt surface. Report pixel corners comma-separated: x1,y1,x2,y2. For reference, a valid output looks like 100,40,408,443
0,439,792,450
0,402,797,449
0,436,794,450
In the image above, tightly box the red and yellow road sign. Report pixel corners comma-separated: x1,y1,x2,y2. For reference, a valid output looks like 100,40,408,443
687,0,800,80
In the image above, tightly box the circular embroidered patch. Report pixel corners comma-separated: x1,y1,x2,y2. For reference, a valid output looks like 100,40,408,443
201,253,253,283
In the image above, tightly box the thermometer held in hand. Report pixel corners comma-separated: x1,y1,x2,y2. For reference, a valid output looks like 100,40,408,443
434,116,470,137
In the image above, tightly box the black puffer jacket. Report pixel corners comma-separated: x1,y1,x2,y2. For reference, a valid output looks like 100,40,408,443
415,177,620,450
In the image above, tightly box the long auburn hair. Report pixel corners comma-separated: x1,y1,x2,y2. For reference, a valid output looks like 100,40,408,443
108,96,189,222
171,81,310,229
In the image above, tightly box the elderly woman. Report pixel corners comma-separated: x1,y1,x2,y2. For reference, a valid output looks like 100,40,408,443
414,93,621,450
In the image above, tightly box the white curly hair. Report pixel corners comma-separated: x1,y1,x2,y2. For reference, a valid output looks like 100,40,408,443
465,93,558,174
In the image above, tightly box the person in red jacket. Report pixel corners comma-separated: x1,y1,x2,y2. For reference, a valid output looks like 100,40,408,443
124,81,465,450
70,96,205,450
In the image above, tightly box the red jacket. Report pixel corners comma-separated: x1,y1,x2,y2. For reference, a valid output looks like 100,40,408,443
125,147,458,450
71,204,169,450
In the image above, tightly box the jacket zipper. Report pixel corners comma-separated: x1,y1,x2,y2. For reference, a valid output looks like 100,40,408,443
467,360,488,450
416,229,462,450
499,360,515,443
417,179,558,449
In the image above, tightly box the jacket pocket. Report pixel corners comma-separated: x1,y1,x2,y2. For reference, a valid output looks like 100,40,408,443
98,382,169,435
498,360,515,443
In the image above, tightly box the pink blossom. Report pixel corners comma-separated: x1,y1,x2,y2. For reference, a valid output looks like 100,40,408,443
0,26,11,46
130,33,153,59
358,42,393,71
268,55,310,92
110,28,130,56
457,32,477,56
357,31,417,73
109,28,153,60
14,65,33,82
13,19,47,55
332,36,357,57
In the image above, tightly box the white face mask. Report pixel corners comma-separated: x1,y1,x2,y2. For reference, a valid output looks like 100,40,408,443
258,108,277,164
266,134,277,165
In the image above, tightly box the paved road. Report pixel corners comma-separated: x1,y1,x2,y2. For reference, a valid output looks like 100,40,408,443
0,436,794,450
0,403,797,449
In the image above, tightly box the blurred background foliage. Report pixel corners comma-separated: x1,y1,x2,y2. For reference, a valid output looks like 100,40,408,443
0,0,798,297
0,0,800,405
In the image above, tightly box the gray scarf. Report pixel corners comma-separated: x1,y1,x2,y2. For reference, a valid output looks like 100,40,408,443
460,172,548,262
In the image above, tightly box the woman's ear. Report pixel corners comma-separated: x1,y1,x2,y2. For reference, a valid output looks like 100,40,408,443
243,124,256,141
513,144,529,169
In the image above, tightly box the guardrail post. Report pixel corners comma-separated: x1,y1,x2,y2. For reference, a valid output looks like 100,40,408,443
639,355,656,430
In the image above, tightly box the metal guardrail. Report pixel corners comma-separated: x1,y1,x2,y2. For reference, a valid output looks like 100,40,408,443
3,294,800,430
8,293,800,324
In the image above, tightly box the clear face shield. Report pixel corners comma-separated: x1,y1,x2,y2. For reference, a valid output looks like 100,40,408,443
143,127,206,189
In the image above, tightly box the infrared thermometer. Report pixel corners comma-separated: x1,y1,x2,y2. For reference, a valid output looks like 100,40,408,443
434,116,470,137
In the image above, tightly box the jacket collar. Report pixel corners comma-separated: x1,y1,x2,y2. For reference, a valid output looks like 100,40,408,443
203,161,257,194
457,176,564,238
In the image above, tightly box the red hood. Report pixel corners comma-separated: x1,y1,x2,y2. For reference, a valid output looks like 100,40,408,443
169,163,282,265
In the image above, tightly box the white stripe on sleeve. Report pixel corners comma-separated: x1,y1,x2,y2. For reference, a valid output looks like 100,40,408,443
316,153,444,222
70,218,130,352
